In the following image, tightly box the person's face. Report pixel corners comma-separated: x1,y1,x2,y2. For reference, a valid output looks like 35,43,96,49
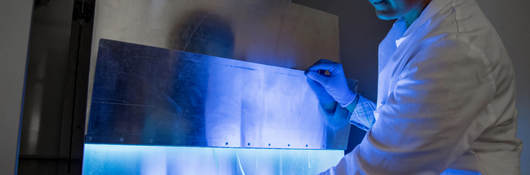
369,0,427,20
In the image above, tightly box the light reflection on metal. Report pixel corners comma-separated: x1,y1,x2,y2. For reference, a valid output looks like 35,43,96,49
83,144,344,175
87,39,350,150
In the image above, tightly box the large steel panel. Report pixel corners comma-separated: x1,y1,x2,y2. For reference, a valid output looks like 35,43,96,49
89,0,339,69
87,39,350,150
87,0,341,126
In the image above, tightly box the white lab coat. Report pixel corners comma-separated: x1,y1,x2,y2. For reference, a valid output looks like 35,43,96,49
322,0,522,174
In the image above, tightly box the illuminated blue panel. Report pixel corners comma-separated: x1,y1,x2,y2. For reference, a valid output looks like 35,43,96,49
83,144,343,175
88,39,350,149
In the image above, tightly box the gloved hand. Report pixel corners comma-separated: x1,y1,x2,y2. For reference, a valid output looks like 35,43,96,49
305,59,356,107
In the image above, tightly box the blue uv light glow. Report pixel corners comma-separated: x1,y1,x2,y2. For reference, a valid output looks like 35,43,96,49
83,144,343,175
88,39,350,150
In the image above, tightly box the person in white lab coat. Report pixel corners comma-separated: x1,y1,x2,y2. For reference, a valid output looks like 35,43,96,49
305,0,522,174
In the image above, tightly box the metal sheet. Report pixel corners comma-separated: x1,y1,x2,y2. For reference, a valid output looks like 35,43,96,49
86,0,341,129
87,39,350,150
89,0,339,70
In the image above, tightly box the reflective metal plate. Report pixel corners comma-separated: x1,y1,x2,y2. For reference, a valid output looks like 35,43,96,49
87,39,350,150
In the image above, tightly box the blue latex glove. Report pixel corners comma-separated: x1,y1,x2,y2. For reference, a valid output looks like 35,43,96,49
305,59,356,107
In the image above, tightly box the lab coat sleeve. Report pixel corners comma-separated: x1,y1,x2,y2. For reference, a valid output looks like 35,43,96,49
323,38,495,175
349,95,377,131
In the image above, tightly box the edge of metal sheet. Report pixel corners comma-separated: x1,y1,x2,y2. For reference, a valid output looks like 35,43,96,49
86,39,350,150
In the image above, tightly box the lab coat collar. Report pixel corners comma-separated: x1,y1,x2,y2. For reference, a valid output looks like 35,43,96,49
401,0,455,38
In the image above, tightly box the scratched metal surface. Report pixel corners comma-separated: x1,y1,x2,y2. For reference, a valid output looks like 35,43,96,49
87,39,350,150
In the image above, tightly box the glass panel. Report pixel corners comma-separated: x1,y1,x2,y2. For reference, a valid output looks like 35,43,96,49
83,144,343,175
87,39,350,150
